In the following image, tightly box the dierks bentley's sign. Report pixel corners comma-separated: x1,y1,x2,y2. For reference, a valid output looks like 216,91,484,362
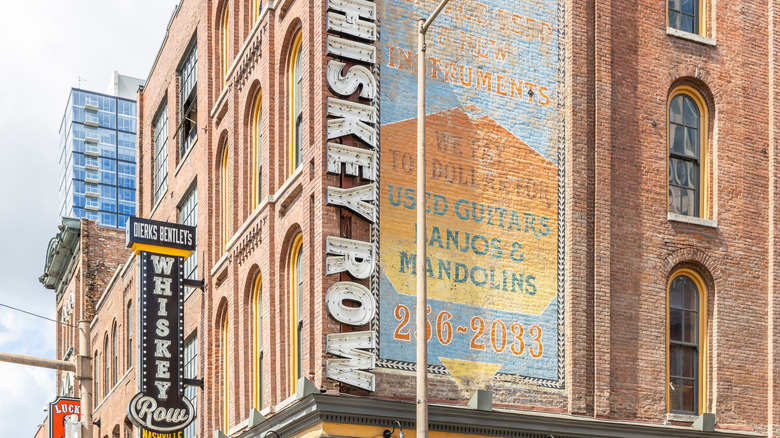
126,217,195,433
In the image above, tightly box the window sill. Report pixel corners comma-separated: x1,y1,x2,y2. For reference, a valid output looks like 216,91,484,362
666,27,716,46
666,412,698,423
668,212,717,228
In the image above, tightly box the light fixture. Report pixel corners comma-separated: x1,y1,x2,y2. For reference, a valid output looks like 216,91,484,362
383,421,405,438
264,431,281,438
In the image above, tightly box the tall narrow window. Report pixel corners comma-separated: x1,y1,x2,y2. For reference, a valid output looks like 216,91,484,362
252,92,263,208
668,0,700,35
179,185,198,282
222,4,230,83
183,335,198,438
668,87,706,218
668,271,707,414
153,104,169,204
221,145,229,250
179,41,198,158
103,334,109,396
127,302,132,369
289,235,303,392
94,350,99,399
253,275,264,408
112,322,118,385
288,33,303,176
222,314,229,431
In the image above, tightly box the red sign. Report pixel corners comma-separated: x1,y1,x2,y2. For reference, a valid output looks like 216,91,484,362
48,397,80,438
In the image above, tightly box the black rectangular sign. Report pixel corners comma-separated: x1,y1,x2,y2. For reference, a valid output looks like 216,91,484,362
126,216,196,252
127,251,194,432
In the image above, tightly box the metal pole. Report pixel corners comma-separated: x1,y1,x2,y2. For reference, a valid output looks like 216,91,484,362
416,17,429,438
0,352,75,372
416,2,451,436
78,320,93,438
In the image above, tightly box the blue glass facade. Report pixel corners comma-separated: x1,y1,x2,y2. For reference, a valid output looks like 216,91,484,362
59,88,137,229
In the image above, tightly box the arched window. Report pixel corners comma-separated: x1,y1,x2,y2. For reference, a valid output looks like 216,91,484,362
668,87,707,218
289,234,303,393
112,322,118,385
126,302,133,369
288,32,303,176
221,144,229,250
252,275,264,408
668,270,707,414
252,91,263,208
103,334,109,396
222,3,231,83
222,313,230,431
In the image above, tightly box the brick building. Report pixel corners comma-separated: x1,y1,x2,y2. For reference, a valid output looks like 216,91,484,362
40,218,130,405
49,0,780,437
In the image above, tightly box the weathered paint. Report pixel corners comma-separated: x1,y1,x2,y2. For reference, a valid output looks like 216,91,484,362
377,0,563,386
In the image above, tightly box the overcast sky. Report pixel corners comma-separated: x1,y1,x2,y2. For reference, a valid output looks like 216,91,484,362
0,1,177,435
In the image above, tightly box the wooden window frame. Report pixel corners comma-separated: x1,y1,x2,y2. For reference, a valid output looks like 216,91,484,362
668,86,708,219
666,269,708,415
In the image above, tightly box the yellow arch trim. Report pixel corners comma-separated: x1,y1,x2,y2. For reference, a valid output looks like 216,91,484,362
289,234,303,394
288,32,303,176
222,4,230,84
222,312,230,431
252,90,263,209
667,85,709,219
253,274,263,409
222,144,229,250
665,268,708,415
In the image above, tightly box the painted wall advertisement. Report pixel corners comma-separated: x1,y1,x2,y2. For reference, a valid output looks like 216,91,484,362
377,0,563,390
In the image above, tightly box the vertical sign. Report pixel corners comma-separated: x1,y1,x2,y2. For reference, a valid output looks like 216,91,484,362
126,217,196,434
48,397,80,438
322,0,381,391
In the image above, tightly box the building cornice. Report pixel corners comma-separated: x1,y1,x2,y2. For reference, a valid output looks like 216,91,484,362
238,394,764,438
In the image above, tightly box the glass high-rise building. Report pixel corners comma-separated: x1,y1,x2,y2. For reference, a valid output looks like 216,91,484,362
58,71,143,229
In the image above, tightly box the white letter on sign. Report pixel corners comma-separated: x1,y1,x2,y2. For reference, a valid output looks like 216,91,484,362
327,184,376,223
153,278,173,296
327,60,376,99
325,237,374,279
150,255,175,275
326,331,376,391
326,143,376,179
327,36,376,64
325,282,375,326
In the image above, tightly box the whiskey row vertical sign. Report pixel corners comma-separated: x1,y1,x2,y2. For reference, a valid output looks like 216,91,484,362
126,216,196,435
322,0,380,391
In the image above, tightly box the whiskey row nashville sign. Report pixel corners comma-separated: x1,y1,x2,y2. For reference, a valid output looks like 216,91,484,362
323,0,380,391
126,216,196,434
